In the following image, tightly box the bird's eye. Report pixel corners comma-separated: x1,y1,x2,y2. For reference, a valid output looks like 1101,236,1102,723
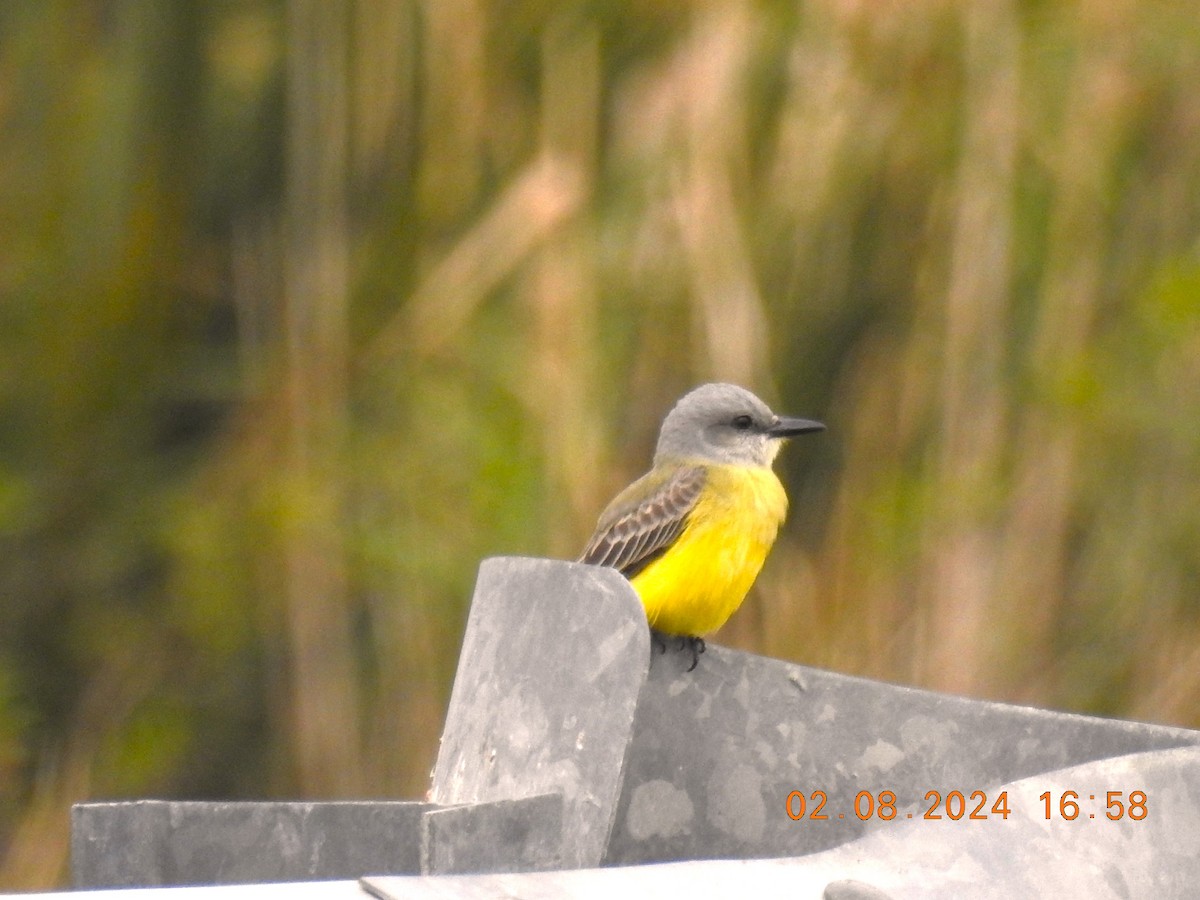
731,415,754,431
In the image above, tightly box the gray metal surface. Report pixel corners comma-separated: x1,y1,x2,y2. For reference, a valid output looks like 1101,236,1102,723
1,883,365,900
72,801,429,888
607,641,1200,864
430,557,649,869
363,744,1200,898
421,792,564,875
66,557,1200,895
72,793,574,888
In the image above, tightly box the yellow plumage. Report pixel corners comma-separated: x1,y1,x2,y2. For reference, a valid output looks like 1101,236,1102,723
630,463,788,636
578,383,823,657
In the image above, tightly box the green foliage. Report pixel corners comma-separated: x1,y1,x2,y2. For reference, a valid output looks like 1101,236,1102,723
4,0,1200,887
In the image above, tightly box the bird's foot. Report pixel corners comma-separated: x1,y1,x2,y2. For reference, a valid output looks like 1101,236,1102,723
650,629,668,655
648,630,704,670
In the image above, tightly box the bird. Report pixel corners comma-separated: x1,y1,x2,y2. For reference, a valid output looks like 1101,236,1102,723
579,383,824,670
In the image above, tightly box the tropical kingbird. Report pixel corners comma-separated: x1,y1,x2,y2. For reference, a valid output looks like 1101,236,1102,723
580,383,824,669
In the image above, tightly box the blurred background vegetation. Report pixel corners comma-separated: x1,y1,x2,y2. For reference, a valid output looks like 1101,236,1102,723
2,0,1200,887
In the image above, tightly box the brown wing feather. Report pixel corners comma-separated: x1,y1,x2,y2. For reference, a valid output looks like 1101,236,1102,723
579,466,707,579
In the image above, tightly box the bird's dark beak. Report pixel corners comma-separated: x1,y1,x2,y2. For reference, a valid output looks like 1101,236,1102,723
767,416,825,438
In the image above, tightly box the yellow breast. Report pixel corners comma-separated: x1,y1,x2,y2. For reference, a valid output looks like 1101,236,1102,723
630,464,788,636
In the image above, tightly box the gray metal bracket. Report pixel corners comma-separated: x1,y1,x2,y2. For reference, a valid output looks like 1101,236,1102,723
71,556,1200,894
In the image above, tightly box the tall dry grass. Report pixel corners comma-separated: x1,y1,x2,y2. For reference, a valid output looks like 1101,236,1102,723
3,0,1200,887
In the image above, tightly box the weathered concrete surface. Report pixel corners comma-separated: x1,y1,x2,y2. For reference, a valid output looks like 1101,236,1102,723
430,557,649,870
363,744,1200,899
72,801,430,888
606,641,1200,864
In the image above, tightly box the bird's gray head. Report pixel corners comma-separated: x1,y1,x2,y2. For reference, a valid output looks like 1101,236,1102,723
652,383,824,468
